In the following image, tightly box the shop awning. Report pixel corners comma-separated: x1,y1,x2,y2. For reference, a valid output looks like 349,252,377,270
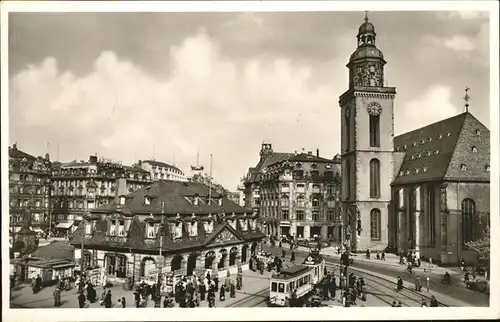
55,222,73,229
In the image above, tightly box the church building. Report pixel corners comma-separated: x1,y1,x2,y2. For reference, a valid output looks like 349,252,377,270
339,15,490,264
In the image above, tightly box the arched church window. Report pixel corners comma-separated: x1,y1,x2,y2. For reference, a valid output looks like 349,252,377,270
369,159,380,198
461,199,476,244
369,114,380,147
367,102,381,147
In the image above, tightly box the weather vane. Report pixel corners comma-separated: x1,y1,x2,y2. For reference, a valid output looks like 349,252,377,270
464,86,470,113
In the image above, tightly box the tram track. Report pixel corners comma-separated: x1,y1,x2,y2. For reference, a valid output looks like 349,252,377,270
227,288,268,307
322,261,450,307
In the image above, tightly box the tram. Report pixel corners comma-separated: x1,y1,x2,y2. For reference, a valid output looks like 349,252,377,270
269,249,326,307
302,249,325,284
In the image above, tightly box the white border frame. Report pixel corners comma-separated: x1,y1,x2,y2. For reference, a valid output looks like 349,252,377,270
1,1,499,321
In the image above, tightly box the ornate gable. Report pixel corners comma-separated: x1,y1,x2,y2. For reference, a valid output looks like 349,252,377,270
205,225,242,247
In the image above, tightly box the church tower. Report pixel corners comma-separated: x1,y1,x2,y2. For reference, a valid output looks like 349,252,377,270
339,14,396,252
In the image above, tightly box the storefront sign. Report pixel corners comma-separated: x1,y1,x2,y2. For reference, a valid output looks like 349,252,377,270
88,268,101,285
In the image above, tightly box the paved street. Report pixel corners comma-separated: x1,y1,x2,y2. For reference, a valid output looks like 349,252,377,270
10,269,270,309
264,243,489,307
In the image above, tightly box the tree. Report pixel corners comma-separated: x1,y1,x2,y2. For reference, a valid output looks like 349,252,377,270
465,225,490,280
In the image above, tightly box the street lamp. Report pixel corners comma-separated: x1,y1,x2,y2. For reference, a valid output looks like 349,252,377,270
346,204,361,253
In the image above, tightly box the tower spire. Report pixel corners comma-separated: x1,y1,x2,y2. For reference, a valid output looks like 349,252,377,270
365,10,369,22
464,86,470,113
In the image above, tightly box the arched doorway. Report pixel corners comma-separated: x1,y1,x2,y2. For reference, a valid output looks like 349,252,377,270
187,252,199,276
205,251,215,269
218,249,228,269
140,256,156,277
241,245,249,263
229,247,238,266
251,242,257,255
171,255,183,273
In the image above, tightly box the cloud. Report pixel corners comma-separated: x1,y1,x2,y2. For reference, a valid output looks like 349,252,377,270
437,11,489,21
443,35,476,51
400,84,459,133
10,30,337,189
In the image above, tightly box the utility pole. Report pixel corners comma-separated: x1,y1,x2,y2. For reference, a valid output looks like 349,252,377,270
208,154,213,205
155,235,163,307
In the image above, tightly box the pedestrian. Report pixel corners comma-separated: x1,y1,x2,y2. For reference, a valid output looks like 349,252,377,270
134,290,141,308
230,280,236,298
396,276,403,291
381,250,386,261
86,283,96,303
464,271,470,285
78,291,86,308
279,240,282,248
415,276,422,292
421,298,428,307
219,284,225,301
208,289,216,308
199,281,206,301
430,295,439,307
33,274,42,294
53,287,62,307
376,251,380,260
391,301,397,307
365,249,370,260
291,251,295,263
213,275,219,290
282,249,286,258
104,290,112,308
121,297,126,308
397,301,402,307
100,288,106,306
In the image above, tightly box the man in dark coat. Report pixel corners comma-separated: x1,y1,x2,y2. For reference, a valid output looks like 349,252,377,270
86,283,96,303
219,284,225,301
34,275,42,293
291,251,295,263
104,290,112,308
199,282,206,301
397,277,403,291
78,292,86,308
213,275,219,290
430,295,439,307
134,291,141,308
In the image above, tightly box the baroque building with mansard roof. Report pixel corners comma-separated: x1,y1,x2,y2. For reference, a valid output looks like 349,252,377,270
70,180,265,283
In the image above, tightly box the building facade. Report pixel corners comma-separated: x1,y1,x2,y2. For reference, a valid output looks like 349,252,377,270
339,16,490,264
8,144,52,233
138,160,187,182
51,155,152,232
227,191,245,207
70,181,265,283
243,143,342,241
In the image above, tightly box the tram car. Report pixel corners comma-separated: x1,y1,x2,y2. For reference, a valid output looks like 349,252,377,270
302,249,325,285
269,264,314,307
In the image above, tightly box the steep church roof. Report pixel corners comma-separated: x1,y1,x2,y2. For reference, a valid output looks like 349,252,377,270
392,112,490,185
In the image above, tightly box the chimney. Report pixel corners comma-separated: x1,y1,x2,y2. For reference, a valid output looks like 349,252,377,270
316,149,319,157
13,143,17,150
308,151,313,155
138,160,142,166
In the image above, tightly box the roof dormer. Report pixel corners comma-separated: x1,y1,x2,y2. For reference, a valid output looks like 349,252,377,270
144,195,152,205
218,196,223,206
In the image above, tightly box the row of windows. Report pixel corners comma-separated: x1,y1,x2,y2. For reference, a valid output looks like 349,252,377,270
395,131,461,151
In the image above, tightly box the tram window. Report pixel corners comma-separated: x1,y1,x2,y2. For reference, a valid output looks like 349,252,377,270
291,281,295,289
278,283,285,293
286,283,289,293
271,282,277,292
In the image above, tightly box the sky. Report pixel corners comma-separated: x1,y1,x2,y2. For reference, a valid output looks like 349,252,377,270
8,10,490,190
